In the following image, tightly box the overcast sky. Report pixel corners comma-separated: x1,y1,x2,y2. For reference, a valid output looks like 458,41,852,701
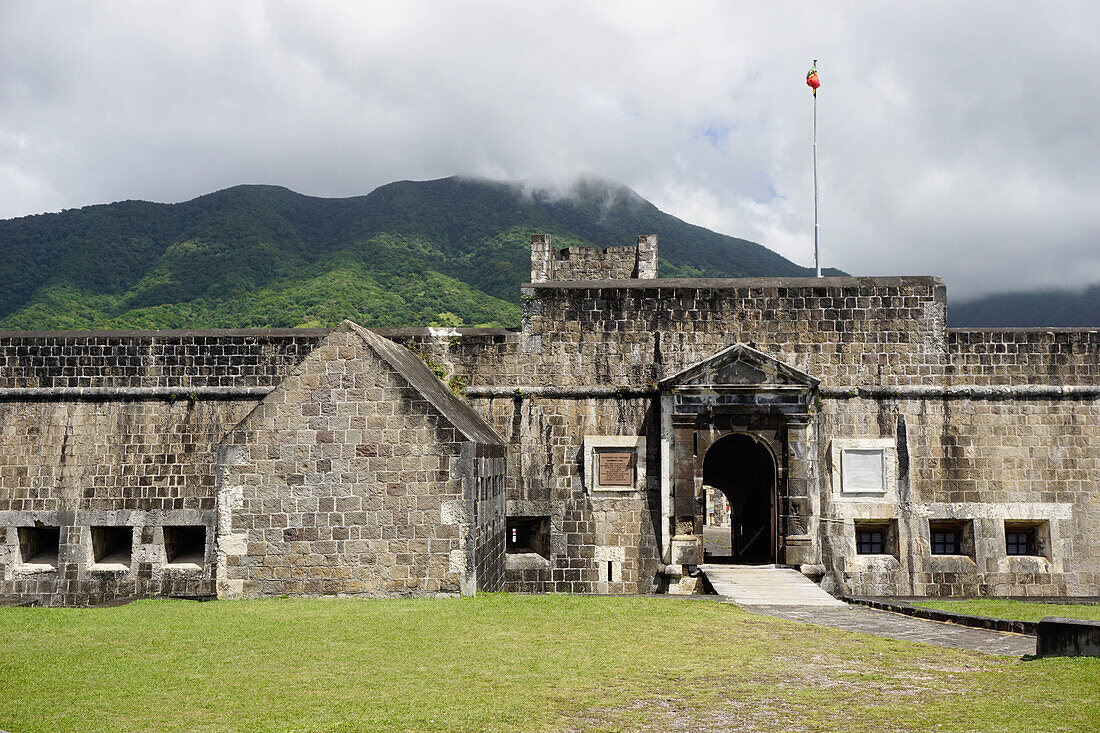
1,2,1097,299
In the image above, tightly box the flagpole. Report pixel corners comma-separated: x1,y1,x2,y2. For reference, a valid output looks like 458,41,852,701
813,59,820,278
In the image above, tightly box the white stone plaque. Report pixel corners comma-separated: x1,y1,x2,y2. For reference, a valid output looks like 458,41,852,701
842,449,885,493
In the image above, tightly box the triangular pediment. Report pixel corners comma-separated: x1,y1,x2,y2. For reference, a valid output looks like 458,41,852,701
225,320,503,448
658,343,819,392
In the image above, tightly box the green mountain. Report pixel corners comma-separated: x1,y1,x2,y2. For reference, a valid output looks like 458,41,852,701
0,176,841,330
949,285,1100,328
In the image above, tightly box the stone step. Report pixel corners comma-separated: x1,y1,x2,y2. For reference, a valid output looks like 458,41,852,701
699,564,846,607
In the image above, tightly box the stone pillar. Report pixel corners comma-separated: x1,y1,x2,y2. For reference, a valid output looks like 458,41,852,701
659,395,674,563
530,234,553,283
635,234,658,279
784,418,820,572
670,415,701,567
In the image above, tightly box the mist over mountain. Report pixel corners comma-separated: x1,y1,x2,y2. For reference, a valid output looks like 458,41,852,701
0,176,841,330
949,285,1100,328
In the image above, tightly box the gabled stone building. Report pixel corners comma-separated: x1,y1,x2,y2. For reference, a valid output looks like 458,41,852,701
0,234,1097,605
216,322,506,599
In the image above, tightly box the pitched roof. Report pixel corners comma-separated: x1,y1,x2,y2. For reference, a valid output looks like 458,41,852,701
341,321,504,447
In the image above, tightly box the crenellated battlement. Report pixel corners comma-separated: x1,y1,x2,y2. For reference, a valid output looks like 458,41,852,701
530,233,658,283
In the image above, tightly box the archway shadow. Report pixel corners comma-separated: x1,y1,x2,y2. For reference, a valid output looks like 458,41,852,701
702,433,776,565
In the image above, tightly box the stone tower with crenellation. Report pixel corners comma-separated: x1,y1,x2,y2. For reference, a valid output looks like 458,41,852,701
530,233,658,282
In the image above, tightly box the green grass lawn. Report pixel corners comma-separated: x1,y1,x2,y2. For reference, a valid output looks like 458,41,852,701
913,598,1100,623
0,594,1097,733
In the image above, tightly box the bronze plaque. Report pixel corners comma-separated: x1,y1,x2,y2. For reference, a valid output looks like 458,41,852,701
598,450,634,487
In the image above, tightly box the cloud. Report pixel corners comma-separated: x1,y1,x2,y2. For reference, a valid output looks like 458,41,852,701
0,1,1097,298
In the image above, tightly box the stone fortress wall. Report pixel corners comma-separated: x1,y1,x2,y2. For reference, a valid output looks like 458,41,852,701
389,237,1100,597
0,327,505,605
0,328,328,389
0,329,325,605
0,234,1097,605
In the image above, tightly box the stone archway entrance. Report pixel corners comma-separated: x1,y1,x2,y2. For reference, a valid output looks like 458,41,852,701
658,343,822,592
702,433,777,563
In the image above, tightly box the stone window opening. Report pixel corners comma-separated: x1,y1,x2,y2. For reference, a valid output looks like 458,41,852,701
507,517,549,558
596,546,625,587
164,525,206,568
854,520,898,558
928,520,974,558
91,526,132,570
17,526,60,571
504,516,552,572
1005,521,1049,558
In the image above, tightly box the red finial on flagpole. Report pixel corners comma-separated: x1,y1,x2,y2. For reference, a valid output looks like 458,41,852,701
808,60,820,276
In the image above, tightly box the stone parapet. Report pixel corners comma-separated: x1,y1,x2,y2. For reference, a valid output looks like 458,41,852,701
0,329,327,389
821,384,1100,399
948,328,1100,385
518,276,948,388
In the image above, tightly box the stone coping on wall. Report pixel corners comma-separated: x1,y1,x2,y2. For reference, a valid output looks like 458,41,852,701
0,327,334,339
0,386,273,401
523,275,945,290
6,383,1087,401
464,384,1100,399
1,324,1089,340
373,327,518,339
466,386,659,398
0,326,522,339
949,327,1100,334
846,596,1100,636
821,385,1100,399
1036,617,1100,657
845,596,1039,634
2,383,1094,402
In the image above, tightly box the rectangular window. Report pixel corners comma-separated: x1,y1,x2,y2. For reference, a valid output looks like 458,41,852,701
928,520,972,558
1004,521,1048,558
91,526,132,568
856,530,884,555
17,526,60,570
164,525,206,566
931,530,958,555
1005,529,1035,556
853,520,897,557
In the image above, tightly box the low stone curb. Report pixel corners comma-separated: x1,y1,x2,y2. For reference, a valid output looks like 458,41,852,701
0,386,274,401
844,596,1038,636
